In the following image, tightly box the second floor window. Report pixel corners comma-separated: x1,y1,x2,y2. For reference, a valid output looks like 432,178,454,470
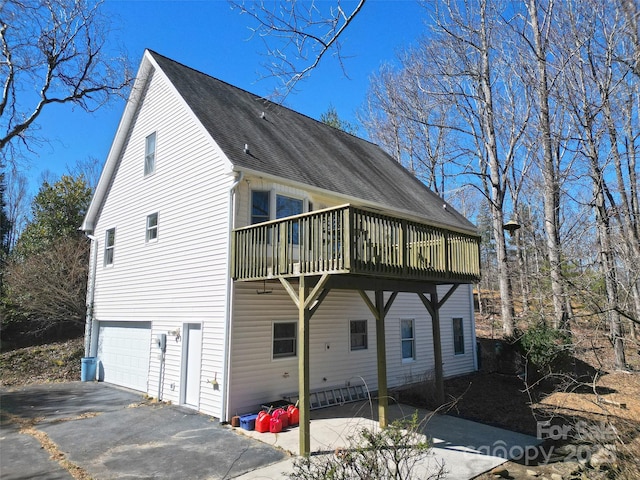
251,190,270,225
146,213,158,242
144,132,156,176
104,228,115,266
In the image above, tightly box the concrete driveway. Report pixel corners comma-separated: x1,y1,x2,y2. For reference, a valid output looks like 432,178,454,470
0,382,286,479
1,383,539,479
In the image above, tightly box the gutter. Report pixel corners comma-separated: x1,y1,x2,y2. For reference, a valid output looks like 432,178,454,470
221,170,243,422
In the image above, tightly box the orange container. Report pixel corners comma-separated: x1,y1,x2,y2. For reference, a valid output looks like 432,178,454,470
287,405,299,426
255,411,271,433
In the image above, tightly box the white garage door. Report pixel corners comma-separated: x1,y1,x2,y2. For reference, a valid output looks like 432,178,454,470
97,321,151,392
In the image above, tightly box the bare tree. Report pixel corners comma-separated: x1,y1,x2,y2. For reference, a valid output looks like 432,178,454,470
514,0,574,329
0,0,131,161
229,0,366,100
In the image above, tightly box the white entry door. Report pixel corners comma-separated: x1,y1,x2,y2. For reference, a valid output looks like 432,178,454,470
181,323,202,407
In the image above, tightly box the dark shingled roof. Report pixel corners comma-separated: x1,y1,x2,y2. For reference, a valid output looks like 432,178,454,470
150,51,476,234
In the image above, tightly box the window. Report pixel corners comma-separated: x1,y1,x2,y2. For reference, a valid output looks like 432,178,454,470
273,322,297,359
146,213,158,242
276,194,303,243
350,320,368,351
144,132,156,176
401,319,415,361
251,190,270,225
453,318,465,355
104,228,115,266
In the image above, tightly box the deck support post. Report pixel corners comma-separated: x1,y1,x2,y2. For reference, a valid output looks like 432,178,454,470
375,290,388,428
279,274,330,457
358,290,398,428
298,275,311,457
418,284,459,406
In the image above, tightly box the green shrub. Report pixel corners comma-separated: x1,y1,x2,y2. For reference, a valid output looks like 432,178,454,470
287,412,445,480
518,322,571,373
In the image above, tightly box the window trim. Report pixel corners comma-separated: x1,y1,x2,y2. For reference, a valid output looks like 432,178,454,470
453,317,465,355
349,319,368,351
144,131,157,176
104,227,115,267
272,321,297,360
146,212,158,243
401,318,416,363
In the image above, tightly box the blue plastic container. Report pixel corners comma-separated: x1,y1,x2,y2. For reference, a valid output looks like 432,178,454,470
81,357,97,382
240,414,258,431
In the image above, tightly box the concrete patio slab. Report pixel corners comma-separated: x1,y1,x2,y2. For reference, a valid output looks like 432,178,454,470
234,400,540,479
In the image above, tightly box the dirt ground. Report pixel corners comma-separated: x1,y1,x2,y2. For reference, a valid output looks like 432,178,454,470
406,314,640,480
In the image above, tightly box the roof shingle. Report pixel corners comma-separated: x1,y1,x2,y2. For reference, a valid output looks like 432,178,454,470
150,50,476,233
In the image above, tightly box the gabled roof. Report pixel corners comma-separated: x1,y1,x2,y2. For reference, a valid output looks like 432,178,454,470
84,50,476,234
149,51,475,234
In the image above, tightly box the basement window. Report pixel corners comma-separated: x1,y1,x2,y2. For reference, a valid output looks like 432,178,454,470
401,319,415,362
350,320,368,351
453,318,465,355
273,321,297,359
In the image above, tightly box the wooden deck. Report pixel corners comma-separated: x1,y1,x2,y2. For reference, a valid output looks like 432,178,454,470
231,204,480,284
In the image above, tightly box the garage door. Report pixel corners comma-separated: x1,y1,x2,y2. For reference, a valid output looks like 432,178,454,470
97,321,151,392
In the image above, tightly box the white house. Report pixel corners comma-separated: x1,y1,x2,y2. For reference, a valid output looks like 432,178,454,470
81,50,481,455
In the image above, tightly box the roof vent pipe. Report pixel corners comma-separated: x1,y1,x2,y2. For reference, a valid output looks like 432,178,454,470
261,111,266,119
244,143,249,154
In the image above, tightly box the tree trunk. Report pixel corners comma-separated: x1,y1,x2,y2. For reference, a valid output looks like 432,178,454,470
526,0,570,330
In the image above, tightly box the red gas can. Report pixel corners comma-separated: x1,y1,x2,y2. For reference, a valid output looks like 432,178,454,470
272,408,289,428
286,405,299,426
270,415,283,433
255,411,271,433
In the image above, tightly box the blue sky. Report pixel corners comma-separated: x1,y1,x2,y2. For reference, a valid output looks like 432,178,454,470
25,0,428,194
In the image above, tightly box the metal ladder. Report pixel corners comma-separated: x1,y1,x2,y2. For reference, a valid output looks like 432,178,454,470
308,384,368,410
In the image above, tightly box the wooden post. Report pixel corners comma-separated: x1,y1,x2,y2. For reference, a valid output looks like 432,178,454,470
419,287,444,405
430,287,445,405
298,275,311,457
375,290,388,428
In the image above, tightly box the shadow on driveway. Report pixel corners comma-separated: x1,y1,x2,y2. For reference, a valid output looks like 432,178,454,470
1,382,287,480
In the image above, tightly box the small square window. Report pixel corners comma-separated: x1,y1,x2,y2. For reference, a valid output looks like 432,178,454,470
401,319,415,361
453,318,465,355
145,132,156,176
104,228,115,266
146,213,158,242
273,322,297,359
350,320,368,351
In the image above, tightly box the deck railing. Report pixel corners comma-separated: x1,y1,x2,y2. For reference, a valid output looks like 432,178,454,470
231,205,480,283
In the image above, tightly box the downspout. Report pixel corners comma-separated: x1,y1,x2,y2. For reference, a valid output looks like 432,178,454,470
222,170,243,422
84,233,98,357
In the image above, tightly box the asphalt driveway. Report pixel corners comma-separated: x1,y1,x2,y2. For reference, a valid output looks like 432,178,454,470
0,382,287,480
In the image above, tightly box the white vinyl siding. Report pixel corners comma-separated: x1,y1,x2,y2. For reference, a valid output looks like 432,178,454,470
228,283,476,415
91,67,233,418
